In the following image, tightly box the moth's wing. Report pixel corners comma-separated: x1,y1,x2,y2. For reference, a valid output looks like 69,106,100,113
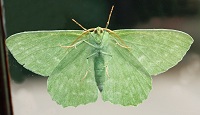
6,30,83,76
102,35,152,106
114,29,193,75
47,42,98,107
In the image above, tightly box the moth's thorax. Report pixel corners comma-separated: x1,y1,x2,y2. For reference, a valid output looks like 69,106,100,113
92,27,104,44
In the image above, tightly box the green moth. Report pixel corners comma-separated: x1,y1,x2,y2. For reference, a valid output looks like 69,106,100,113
6,6,193,107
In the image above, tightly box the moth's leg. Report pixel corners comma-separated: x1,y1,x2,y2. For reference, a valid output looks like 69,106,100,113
81,51,99,81
80,57,94,81
112,38,130,49
81,71,88,81
100,51,112,78
86,51,98,59
59,40,84,49
60,39,98,50
105,66,110,78
59,28,96,49
100,51,112,57
70,28,95,45
104,28,130,48
83,40,98,48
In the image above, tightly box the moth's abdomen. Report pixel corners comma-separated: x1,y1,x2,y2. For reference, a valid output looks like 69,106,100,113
94,55,105,92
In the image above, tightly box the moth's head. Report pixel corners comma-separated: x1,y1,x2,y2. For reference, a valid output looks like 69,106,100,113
92,27,104,44
93,27,104,35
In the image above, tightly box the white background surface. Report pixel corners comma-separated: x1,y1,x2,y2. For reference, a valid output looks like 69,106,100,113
11,53,200,115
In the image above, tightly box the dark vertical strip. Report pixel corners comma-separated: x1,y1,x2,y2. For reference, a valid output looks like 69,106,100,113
0,0,13,114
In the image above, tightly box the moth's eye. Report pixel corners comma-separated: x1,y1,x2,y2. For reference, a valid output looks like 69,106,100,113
94,29,97,33
100,29,103,33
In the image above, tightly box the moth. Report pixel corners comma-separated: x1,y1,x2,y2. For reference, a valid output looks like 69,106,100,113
6,6,193,107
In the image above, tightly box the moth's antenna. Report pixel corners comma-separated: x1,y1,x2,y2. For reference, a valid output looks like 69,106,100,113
105,5,114,28
72,19,87,31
